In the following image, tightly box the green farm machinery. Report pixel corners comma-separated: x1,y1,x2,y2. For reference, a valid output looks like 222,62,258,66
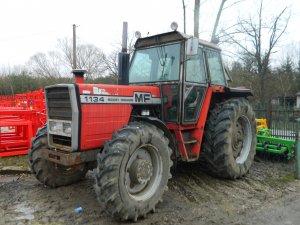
256,119,296,159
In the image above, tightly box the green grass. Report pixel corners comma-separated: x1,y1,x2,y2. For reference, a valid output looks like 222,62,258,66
275,173,296,183
0,155,29,170
266,173,295,186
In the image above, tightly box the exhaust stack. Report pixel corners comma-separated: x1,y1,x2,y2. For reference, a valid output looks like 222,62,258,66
118,22,129,85
72,69,87,84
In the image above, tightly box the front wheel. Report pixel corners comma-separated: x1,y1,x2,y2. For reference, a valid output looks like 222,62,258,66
94,122,172,221
28,126,88,188
202,98,256,179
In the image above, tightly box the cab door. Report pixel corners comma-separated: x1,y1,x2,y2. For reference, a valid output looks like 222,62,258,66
181,47,208,124
205,48,227,86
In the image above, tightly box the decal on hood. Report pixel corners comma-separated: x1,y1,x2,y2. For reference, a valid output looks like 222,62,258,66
80,92,161,105
93,87,110,95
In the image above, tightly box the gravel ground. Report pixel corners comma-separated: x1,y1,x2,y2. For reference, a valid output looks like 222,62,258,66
0,157,300,225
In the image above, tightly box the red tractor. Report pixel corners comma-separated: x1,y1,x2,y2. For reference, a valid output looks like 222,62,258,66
29,29,256,221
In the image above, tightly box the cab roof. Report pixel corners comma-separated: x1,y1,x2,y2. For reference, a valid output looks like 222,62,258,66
134,31,221,51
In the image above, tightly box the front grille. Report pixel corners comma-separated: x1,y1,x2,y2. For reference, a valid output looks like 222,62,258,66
52,135,71,147
46,86,74,151
46,87,72,120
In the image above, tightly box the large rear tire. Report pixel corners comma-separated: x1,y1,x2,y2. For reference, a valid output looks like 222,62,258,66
202,98,256,179
94,122,172,221
28,126,88,188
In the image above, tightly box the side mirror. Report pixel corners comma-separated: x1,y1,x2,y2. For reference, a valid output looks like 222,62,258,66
186,37,198,56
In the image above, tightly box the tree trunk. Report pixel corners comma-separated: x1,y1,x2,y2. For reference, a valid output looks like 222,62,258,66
211,0,226,42
260,75,265,107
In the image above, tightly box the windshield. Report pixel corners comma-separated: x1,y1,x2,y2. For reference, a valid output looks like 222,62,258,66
129,43,181,83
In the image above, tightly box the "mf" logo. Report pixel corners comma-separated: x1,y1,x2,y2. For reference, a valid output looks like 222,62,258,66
134,93,151,103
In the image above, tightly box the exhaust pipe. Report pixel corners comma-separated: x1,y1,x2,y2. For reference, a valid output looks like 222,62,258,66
118,22,129,85
72,69,87,84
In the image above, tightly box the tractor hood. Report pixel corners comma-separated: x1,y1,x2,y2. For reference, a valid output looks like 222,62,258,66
77,83,161,150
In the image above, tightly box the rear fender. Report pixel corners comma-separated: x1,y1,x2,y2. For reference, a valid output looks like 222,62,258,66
221,87,253,98
211,87,253,105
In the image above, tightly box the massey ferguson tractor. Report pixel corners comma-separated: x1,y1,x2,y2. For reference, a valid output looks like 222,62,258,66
29,25,256,221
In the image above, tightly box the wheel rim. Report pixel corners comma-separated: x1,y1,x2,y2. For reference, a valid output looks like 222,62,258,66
232,115,252,164
125,144,163,201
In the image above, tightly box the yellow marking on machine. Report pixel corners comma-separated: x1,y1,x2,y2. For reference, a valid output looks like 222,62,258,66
256,118,268,130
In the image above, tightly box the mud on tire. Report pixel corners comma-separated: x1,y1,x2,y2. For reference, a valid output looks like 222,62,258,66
94,122,172,221
28,126,88,188
202,98,256,179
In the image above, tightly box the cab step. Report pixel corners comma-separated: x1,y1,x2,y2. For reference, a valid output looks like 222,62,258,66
184,138,197,144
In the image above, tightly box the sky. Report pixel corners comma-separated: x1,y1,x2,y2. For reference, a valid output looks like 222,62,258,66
0,0,299,67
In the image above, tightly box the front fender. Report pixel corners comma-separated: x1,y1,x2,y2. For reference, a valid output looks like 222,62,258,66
131,116,178,159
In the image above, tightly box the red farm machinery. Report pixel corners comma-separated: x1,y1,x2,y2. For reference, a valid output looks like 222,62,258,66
28,27,256,221
0,88,46,157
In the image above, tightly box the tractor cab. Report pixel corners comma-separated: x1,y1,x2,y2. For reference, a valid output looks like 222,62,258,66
128,31,227,125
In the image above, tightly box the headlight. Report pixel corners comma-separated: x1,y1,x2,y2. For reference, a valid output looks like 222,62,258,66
49,120,62,133
63,122,72,135
141,110,150,116
48,120,72,137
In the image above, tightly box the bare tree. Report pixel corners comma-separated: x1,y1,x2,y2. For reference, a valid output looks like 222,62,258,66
221,0,290,105
27,51,65,78
211,0,227,42
103,50,119,79
57,38,106,79
28,38,107,79
101,32,136,80
57,38,73,70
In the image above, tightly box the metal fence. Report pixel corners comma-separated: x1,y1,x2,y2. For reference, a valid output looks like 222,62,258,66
254,108,300,141
297,127,300,179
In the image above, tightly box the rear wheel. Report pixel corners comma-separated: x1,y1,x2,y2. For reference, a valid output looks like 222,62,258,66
28,126,88,188
94,122,172,221
202,98,256,179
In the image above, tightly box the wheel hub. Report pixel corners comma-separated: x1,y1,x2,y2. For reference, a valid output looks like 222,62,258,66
130,159,153,185
124,145,163,200
232,120,245,158
231,115,252,164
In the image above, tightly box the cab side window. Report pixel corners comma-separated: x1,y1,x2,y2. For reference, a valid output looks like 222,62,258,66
185,48,206,83
206,49,226,86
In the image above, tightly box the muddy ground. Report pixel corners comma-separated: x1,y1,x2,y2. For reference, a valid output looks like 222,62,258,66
1,156,300,225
